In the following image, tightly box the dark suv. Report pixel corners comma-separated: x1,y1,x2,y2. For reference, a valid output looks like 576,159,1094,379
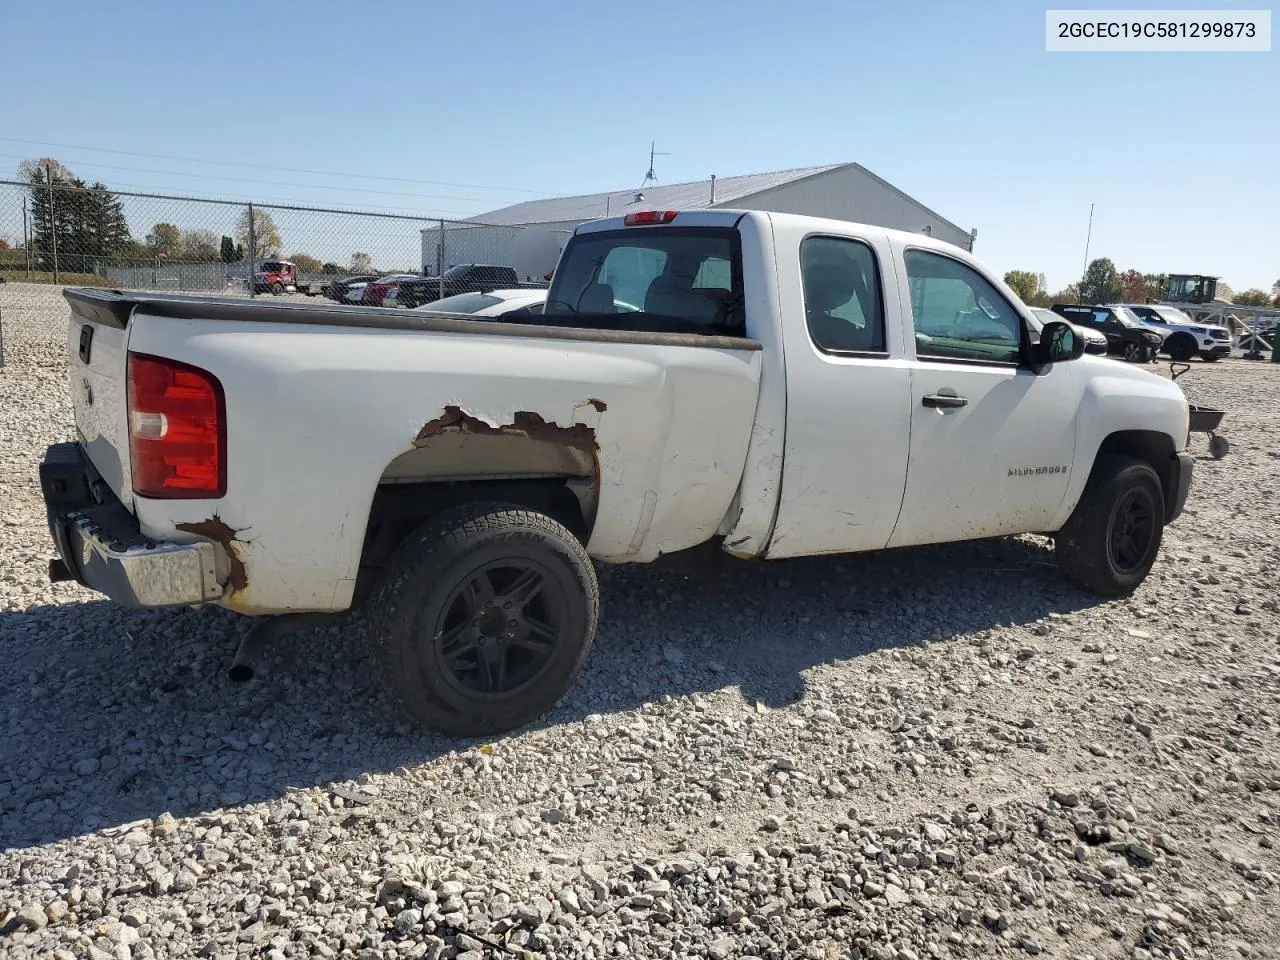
1050,304,1165,363
397,264,548,309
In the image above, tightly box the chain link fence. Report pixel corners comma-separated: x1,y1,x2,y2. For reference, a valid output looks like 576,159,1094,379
0,178,569,366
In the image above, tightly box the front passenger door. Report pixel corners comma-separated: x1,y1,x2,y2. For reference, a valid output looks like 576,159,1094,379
887,245,1079,549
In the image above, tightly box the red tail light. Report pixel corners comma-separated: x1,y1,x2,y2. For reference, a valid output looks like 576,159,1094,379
623,210,679,226
127,352,226,499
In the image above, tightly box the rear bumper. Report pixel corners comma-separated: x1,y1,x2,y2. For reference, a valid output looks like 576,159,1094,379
40,443,224,608
1164,451,1194,525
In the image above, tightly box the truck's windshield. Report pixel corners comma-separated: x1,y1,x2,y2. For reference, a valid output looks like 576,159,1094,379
545,227,744,336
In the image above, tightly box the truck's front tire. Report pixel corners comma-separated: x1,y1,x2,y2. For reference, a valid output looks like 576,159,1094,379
367,502,599,737
1055,456,1165,597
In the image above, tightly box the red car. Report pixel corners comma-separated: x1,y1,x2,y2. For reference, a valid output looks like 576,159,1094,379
361,274,420,307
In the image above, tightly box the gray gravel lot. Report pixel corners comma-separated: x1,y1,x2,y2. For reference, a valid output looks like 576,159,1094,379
2,282,1278,960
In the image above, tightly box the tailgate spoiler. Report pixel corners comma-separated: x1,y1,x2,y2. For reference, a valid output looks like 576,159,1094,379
60,288,762,351
65,287,137,329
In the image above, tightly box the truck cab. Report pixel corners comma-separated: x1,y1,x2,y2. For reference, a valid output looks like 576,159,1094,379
253,260,298,295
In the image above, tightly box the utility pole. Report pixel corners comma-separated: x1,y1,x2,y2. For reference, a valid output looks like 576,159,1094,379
247,204,256,299
46,162,59,283
1080,203,1095,291
22,197,31,278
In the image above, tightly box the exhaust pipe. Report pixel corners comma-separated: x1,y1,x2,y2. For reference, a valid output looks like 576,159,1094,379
228,612,338,682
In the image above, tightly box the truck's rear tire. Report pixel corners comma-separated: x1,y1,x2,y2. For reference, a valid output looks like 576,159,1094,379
366,502,599,737
1055,455,1164,597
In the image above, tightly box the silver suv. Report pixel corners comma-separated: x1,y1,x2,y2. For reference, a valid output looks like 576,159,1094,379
1112,303,1232,362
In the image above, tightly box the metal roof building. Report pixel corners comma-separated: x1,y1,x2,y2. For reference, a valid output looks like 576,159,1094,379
422,162,975,279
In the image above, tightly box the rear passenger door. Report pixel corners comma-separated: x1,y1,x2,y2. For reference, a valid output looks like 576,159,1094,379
767,229,914,557
886,244,1078,548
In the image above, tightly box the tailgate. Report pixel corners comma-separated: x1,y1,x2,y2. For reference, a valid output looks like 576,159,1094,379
64,290,133,504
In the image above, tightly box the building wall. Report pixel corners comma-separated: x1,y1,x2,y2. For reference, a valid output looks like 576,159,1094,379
731,166,974,251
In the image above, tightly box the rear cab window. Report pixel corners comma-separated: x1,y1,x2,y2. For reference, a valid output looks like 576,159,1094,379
544,226,744,336
800,235,886,354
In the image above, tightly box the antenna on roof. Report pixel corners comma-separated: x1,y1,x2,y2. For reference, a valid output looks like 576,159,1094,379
641,140,668,188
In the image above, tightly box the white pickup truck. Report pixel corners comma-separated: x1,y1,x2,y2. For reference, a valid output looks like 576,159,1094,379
42,209,1194,736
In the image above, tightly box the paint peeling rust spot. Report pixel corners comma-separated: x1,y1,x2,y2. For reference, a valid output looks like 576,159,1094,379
175,514,248,594
416,404,599,454
587,398,607,413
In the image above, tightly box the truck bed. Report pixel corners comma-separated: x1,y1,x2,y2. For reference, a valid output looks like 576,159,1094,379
61,288,765,614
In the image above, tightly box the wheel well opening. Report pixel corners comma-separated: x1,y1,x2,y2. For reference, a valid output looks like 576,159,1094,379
1095,430,1176,504
353,478,591,607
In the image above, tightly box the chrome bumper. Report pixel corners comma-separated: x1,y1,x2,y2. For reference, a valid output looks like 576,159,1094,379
59,510,223,608
42,442,225,608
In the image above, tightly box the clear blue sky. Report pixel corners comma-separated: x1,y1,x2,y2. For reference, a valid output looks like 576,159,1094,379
2,0,1275,291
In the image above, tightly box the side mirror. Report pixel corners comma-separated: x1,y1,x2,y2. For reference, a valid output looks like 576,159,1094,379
1033,320,1085,369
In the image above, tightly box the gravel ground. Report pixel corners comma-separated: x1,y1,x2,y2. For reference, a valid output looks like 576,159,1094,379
2,283,1278,960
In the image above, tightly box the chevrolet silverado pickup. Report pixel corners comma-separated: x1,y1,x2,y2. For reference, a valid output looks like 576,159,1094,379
41,209,1194,736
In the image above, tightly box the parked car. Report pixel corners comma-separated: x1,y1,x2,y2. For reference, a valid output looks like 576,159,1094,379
414,289,550,317
397,264,549,309
1113,303,1232,362
1026,306,1108,355
361,274,420,307
324,275,377,303
1050,303,1165,362
413,288,640,318
44,209,1194,737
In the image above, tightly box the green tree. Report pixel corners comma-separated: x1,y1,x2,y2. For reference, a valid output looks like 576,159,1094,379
349,251,373,273
146,223,182,257
1232,289,1271,306
179,229,220,262
235,209,283,260
1049,285,1080,305
23,161,134,272
1078,258,1120,305
1003,270,1046,304
55,181,134,270
288,252,323,274
321,262,343,274
220,235,240,264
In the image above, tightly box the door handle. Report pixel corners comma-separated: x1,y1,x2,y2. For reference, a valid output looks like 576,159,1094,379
922,393,967,409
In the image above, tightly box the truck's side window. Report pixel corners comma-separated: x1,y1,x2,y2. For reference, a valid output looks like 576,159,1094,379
904,249,1022,365
799,236,885,354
